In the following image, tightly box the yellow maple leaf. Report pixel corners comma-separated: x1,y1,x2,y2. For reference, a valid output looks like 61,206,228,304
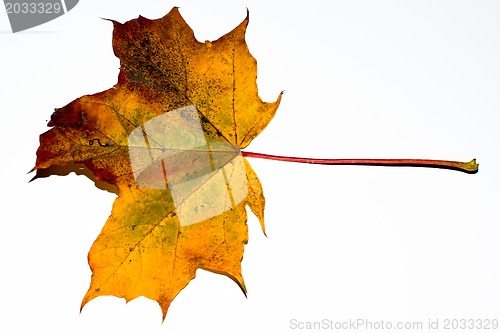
32,7,281,319
31,6,479,324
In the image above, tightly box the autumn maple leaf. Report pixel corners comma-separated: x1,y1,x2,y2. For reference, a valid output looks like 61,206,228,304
32,7,280,318
32,6,478,323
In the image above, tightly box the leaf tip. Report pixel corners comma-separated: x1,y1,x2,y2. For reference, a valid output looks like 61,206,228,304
258,217,267,237
277,90,284,103
158,298,172,323
239,280,248,298
79,297,89,314
100,17,120,26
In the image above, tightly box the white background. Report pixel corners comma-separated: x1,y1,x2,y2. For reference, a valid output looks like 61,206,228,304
1,0,499,332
